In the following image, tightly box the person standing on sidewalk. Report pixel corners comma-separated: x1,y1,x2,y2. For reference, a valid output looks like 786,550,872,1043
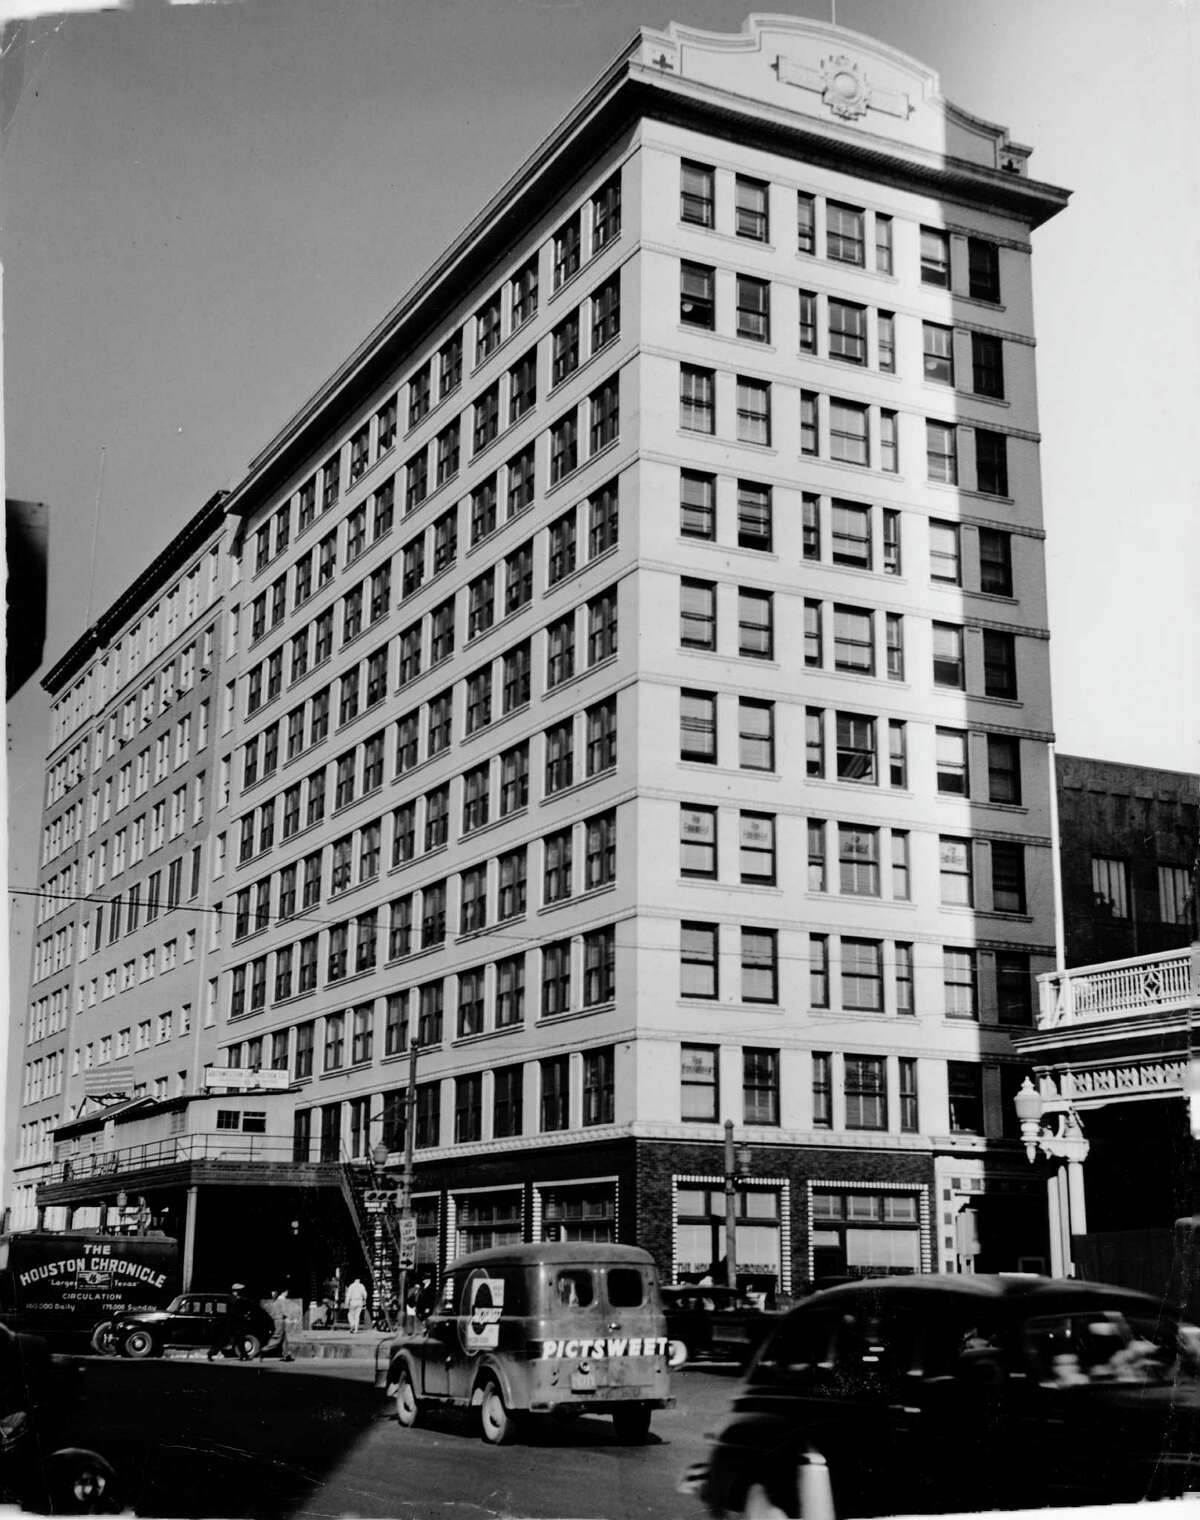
345,1277,368,1333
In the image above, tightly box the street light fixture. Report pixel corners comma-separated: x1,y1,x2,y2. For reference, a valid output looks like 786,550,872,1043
1013,1074,1090,1278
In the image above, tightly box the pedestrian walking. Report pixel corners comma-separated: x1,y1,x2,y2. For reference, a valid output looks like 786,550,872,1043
345,1277,368,1333
209,1283,255,1361
264,1287,294,1360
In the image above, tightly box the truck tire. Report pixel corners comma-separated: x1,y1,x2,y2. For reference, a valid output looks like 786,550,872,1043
121,1328,157,1359
479,1380,516,1445
393,1369,421,1427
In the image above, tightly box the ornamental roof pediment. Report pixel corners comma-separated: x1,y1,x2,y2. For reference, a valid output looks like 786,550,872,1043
635,14,1030,175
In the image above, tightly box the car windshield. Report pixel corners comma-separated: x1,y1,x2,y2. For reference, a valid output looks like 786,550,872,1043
1025,1311,1200,1387
165,1296,189,1313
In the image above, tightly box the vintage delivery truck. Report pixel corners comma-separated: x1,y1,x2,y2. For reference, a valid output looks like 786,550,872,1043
0,1230,180,1352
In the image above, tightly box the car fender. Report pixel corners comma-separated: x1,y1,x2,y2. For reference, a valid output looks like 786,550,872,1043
469,1354,524,1411
384,1346,423,1396
704,1411,829,1514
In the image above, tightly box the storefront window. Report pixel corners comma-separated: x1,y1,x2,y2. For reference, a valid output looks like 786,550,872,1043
810,1190,921,1280
675,1183,781,1299
541,1185,615,1243
456,1191,522,1255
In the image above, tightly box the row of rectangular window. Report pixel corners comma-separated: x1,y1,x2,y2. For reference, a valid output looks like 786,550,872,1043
239,571,618,796
288,1044,617,1160
682,1043,1005,1138
679,161,1001,302
253,176,621,571
681,264,1004,397
233,694,618,887
681,926,1034,1024
232,805,615,949
228,921,619,1047
680,365,1010,493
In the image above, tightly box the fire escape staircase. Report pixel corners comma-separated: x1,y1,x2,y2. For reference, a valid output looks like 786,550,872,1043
339,1154,405,1318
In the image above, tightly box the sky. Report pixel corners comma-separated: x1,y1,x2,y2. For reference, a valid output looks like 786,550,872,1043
3,0,1198,1111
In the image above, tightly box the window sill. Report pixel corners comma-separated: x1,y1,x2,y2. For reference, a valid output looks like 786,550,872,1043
541,766,616,808
538,999,615,1028
536,880,616,916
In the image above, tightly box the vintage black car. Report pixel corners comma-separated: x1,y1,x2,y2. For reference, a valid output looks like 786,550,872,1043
688,1273,1200,1518
109,1292,273,1360
662,1286,778,1368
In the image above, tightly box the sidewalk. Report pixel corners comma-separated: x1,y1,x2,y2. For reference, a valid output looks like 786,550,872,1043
286,1326,398,1365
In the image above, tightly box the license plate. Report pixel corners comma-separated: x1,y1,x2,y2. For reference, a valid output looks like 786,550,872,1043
570,1370,596,1392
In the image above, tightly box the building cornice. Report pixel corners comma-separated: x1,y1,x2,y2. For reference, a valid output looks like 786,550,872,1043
41,490,229,697
218,36,1069,533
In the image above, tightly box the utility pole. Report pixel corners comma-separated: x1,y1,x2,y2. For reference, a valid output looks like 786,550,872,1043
724,1120,737,1290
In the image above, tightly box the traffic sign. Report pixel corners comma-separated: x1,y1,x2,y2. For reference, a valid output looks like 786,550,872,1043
398,1215,418,1247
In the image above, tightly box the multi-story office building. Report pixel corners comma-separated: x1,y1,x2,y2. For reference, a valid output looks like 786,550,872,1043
16,16,1070,1294
9,494,228,1233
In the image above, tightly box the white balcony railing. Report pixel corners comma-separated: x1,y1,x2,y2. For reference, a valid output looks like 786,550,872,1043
1038,947,1196,1029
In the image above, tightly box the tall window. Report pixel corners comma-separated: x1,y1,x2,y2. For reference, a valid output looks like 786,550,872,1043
835,712,876,783
829,401,868,466
741,929,777,1003
979,529,1013,595
944,948,978,1018
932,623,965,688
844,1056,886,1130
583,926,615,1006
735,275,770,342
826,202,864,264
737,481,772,551
926,420,958,483
1160,866,1193,926
680,161,715,227
734,175,768,241
838,824,880,896
681,579,716,651
738,699,774,771
736,379,771,445
583,1047,615,1126
972,333,1005,398
681,472,716,539
740,812,775,885
829,300,867,364
680,366,715,433
495,955,525,1028
923,323,955,384
833,606,873,675
842,939,882,1011
680,805,717,878
987,735,1021,804
936,728,970,795
948,1062,983,1133
983,630,1017,698
996,951,1033,1025
939,837,974,906
681,922,719,999
541,1056,570,1131
743,1049,779,1125
680,690,717,763
920,226,950,286
976,429,1009,496
929,520,961,583
968,238,1001,301
991,841,1026,913
682,1046,718,1122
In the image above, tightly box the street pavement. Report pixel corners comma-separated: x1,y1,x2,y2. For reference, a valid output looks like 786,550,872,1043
61,1352,735,1518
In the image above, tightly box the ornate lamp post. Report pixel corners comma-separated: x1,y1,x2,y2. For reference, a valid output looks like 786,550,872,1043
1014,1075,1090,1278
723,1121,754,1290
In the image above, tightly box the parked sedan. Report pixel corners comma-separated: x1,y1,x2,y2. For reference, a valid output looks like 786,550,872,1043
110,1293,273,1360
687,1273,1200,1517
662,1286,778,1368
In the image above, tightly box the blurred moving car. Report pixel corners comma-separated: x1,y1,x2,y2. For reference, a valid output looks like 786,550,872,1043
662,1286,778,1368
687,1273,1200,1517
0,1323,120,1512
109,1292,273,1360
